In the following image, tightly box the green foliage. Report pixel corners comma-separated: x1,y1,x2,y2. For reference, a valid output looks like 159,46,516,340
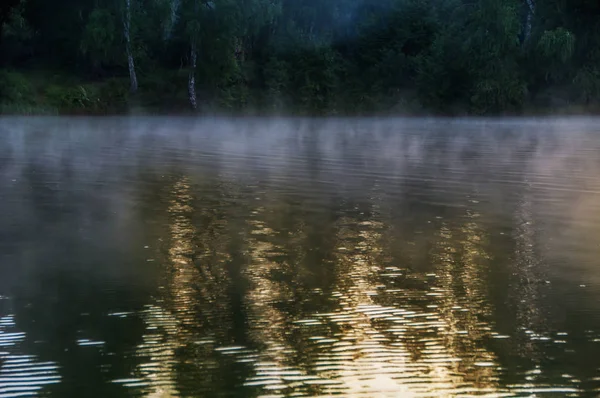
95,78,131,111
137,71,185,108
470,68,526,114
1,0,33,63
2,0,600,114
2,1,31,41
80,8,120,68
415,31,470,111
0,69,35,104
218,76,250,110
287,47,343,113
0,103,57,115
0,69,135,114
535,27,575,83
263,56,289,109
44,84,99,111
538,28,575,63
573,66,600,104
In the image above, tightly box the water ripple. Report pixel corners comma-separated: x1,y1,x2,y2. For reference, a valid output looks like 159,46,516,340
3,117,600,396
0,314,61,398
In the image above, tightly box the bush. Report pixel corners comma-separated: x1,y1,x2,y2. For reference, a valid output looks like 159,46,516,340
263,57,290,110
44,84,98,111
0,70,35,104
96,78,131,111
573,66,600,104
137,71,187,110
470,74,526,114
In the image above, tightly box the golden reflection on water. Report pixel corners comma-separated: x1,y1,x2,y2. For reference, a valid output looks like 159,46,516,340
133,178,198,397
115,178,583,397
427,214,499,391
314,214,417,397
299,205,502,397
242,204,307,394
123,177,234,397
233,192,507,397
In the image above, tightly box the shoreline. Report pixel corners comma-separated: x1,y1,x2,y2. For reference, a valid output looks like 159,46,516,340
1,70,599,119
2,112,600,120
2,106,600,118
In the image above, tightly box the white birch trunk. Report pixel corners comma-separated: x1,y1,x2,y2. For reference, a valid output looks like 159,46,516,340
124,0,138,93
188,42,197,109
524,0,535,43
164,0,180,40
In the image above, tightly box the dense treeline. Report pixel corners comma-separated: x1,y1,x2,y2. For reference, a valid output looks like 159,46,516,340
0,0,599,115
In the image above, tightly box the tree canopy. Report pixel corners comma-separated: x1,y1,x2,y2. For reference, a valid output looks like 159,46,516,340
1,0,599,114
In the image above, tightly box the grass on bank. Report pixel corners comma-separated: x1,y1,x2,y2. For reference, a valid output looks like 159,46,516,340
0,69,195,115
1,69,599,116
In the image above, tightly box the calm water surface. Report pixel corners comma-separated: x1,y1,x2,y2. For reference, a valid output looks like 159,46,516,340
1,117,600,397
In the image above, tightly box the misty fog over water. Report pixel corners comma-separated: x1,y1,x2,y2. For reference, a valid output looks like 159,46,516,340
1,116,600,397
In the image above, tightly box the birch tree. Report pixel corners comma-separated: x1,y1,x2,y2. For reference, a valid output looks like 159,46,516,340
163,0,180,40
232,0,281,62
188,35,198,109
123,0,138,93
523,0,535,43
182,0,206,109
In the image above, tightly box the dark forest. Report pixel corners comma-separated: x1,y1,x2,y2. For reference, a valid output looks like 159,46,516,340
1,0,599,115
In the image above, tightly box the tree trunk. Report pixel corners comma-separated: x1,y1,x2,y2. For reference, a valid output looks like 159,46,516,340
188,42,197,110
524,0,535,44
124,0,138,93
164,0,180,40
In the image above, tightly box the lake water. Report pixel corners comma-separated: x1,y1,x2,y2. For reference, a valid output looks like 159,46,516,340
1,117,600,397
